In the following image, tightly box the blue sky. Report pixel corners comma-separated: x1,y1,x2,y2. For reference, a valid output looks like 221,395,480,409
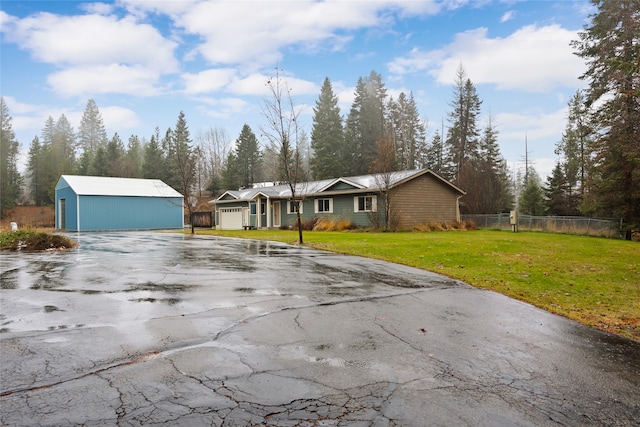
1,0,593,178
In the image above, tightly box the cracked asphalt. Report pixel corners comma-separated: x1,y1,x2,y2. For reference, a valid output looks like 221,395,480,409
1,232,639,426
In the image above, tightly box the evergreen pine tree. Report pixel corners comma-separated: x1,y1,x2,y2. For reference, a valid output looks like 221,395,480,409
0,97,22,213
424,130,446,175
310,77,345,179
234,124,261,187
77,99,108,173
387,92,426,170
519,170,545,216
170,111,197,232
105,133,125,176
345,71,388,175
26,136,45,205
544,162,569,216
572,0,640,235
445,65,482,181
143,128,166,180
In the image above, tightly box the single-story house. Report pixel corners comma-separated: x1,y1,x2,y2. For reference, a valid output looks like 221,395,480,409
55,175,184,231
211,169,465,230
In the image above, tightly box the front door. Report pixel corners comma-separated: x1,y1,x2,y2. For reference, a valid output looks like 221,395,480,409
273,201,281,228
243,207,250,227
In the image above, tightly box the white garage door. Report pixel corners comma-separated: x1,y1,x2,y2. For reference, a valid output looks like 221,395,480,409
218,207,244,230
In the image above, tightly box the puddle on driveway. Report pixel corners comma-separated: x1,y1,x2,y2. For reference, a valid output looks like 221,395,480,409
0,232,460,334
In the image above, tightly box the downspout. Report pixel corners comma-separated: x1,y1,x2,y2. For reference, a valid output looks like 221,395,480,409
456,195,462,222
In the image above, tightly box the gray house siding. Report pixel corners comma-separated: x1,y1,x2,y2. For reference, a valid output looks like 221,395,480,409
277,194,381,228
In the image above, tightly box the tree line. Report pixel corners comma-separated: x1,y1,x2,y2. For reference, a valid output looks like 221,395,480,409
1,0,637,234
1,65,515,217
517,0,639,237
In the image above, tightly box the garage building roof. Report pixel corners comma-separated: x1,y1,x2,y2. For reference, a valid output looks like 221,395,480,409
60,175,183,198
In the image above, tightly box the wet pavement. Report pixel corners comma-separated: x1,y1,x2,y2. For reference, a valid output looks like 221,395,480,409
1,232,639,426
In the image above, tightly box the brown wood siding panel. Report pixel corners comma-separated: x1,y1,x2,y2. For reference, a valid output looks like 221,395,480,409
391,174,460,228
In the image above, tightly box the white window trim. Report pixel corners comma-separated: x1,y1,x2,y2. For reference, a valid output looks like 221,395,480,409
288,200,303,214
354,195,377,212
314,198,333,214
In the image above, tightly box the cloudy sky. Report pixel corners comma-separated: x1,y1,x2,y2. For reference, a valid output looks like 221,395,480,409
1,0,593,178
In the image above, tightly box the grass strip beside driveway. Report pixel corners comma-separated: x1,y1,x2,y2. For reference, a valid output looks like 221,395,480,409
196,229,639,341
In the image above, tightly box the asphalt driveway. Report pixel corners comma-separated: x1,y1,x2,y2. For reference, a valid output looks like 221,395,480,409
1,232,639,426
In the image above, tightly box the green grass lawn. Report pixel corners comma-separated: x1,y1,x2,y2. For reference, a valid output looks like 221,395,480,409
195,228,640,341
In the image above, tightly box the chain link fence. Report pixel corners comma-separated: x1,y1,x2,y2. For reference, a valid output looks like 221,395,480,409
462,213,623,238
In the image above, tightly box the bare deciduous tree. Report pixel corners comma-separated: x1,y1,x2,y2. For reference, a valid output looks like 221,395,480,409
261,68,307,244
369,136,400,230
195,126,231,196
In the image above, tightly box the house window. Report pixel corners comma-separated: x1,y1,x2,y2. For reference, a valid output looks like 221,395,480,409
260,203,266,215
250,203,257,215
354,195,377,212
288,200,303,214
315,198,333,213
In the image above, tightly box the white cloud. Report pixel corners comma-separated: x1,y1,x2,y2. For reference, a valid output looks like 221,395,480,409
142,1,442,67
197,97,253,120
182,68,237,95
3,13,178,72
494,107,568,178
2,96,42,116
500,10,515,23
389,24,585,92
495,107,567,143
101,106,140,130
47,64,161,97
225,73,319,97
79,2,114,15
1,10,179,98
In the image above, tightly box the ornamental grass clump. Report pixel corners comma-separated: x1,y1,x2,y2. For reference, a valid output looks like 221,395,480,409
0,230,77,251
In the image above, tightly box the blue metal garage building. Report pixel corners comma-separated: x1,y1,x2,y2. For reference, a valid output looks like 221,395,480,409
55,175,184,231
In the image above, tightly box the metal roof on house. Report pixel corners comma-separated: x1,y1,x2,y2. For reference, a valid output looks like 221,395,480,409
213,169,464,203
59,175,183,198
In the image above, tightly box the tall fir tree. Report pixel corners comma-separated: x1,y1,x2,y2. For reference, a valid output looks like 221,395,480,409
572,0,640,235
37,115,77,204
221,151,240,190
0,97,22,214
519,169,545,216
234,124,262,188
345,71,388,175
424,130,446,176
445,65,482,182
54,114,77,174
170,111,197,233
386,92,426,171
476,117,513,213
124,134,143,178
26,136,46,205
77,99,108,174
544,162,570,216
556,90,591,203
310,77,345,179
104,132,126,176
143,128,166,180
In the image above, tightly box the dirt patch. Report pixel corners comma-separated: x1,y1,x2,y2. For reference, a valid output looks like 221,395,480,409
0,206,55,232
